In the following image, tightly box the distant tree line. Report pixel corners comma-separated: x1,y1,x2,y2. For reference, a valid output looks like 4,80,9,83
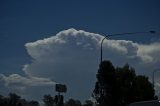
0,93,39,106
42,94,94,106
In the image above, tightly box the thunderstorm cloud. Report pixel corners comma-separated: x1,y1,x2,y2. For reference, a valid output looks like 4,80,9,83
0,28,160,101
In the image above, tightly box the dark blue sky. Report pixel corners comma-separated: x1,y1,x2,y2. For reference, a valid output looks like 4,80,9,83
0,0,160,75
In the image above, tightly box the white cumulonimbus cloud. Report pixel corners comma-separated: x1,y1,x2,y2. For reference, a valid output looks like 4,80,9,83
0,28,160,101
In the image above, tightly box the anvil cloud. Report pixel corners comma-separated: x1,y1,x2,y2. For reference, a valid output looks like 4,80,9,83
0,28,160,101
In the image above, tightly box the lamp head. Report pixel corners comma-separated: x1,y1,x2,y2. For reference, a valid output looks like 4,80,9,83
150,31,156,34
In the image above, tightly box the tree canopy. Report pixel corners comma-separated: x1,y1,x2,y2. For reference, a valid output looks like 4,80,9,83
65,98,82,106
0,93,39,106
43,94,55,106
93,60,157,106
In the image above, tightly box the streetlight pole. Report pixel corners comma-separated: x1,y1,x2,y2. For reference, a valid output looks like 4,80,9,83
152,69,160,88
95,30,156,106
100,31,156,64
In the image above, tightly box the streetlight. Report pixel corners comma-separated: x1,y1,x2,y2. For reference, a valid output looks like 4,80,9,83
95,30,156,106
100,31,156,64
152,69,160,88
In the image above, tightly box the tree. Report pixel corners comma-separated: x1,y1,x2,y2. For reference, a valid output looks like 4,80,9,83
9,93,21,100
93,60,117,106
0,94,3,105
29,100,39,106
93,60,157,106
65,98,82,106
132,75,156,101
9,93,21,106
115,64,136,105
116,64,156,105
0,93,39,106
83,100,93,106
43,94,54,106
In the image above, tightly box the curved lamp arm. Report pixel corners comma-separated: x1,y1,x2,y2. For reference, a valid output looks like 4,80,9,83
100,30,156,64
100,36,108,64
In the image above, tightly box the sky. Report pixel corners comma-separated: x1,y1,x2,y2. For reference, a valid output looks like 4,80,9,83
0,0,160,103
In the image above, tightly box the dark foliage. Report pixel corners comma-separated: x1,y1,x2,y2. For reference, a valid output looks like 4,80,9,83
83,100,93,106
43,94,55,106
0,93,39,106
43,94,64,106
65,99,93,106
93,60,157,106
93,61,117,106
65,98,82,106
